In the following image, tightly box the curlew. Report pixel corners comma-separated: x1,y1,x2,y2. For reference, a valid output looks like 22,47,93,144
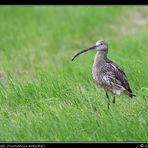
72,40,136,109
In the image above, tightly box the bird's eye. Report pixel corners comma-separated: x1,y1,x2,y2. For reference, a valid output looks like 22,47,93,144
100,43,103,45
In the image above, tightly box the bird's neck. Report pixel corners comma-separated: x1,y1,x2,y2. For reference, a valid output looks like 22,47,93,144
95,50,108,62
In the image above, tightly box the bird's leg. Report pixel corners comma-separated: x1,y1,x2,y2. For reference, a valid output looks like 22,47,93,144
112,95,116,104
105,92,110,109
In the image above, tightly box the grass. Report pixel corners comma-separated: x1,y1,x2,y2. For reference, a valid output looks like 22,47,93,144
0,6,148,141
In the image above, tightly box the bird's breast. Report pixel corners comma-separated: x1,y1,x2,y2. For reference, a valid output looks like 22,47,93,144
92,63,101,85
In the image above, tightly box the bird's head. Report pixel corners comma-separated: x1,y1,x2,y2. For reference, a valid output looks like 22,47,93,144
95,40,108,51
71,40,108,61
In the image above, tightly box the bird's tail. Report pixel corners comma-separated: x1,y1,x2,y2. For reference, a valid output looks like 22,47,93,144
129,93,136,98
124,89,136,98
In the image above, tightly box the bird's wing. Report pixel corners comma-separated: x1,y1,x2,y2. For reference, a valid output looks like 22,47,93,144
106,59,133,93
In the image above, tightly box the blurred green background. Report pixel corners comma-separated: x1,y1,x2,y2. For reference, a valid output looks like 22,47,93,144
0,6,147,141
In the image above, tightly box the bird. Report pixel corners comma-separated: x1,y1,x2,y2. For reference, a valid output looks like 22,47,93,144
71,40,136,109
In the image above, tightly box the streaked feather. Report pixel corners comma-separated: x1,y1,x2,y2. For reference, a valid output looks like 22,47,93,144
92,57,135,97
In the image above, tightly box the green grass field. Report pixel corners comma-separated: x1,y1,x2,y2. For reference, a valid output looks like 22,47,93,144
0,6,148,141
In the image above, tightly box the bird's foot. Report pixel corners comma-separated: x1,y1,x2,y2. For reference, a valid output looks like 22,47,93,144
107,102,110,109
112,96,115,104
112,99,115,104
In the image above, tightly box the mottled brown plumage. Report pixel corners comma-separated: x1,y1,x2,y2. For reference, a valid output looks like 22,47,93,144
72,40,135,109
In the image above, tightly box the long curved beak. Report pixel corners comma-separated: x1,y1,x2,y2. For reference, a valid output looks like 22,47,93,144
71,45,96,61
